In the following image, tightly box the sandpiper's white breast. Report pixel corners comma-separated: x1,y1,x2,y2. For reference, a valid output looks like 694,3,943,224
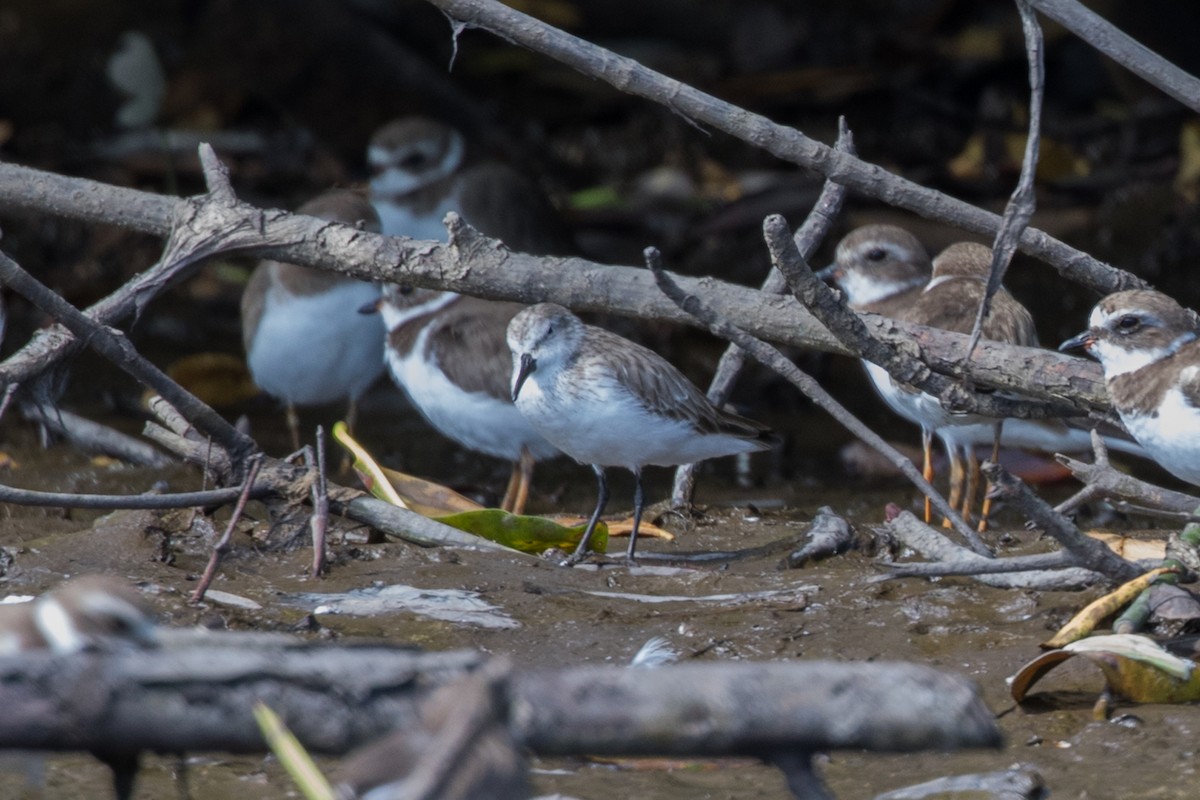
514,367,758,470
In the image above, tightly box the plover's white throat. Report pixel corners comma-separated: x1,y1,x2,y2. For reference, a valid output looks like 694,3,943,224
1061,289,1200,485
507,303,774,563
369,285,559,514
367,116,575,255
242,189,385,448
0,575,156,655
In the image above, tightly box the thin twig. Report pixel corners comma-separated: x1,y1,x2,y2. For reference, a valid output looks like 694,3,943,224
965,0,1044,359
191,456,264,604
880,509,1102,589
981,461,1141,581
671,118,854,508
0,481,266,510
881,550,1075,578
1055,430,1200,516
0,248,258,477
1029,0,1200,115
644,246,992,558
310,427,329,578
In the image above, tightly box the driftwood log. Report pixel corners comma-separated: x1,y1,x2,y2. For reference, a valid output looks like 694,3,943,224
0,637,1000,759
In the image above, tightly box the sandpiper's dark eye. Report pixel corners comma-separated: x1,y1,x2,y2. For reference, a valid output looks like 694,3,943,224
399,286,414,296
1116,314,1140,332
865,248,887,262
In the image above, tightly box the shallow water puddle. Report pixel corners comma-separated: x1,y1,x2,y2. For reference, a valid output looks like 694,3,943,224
283,582,519,629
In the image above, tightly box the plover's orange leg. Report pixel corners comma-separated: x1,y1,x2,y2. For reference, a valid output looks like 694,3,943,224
501,446,535,515
944,446,965,528
961,446,980,526
977,422,1003,532
286,403,302,452
922,429,935,523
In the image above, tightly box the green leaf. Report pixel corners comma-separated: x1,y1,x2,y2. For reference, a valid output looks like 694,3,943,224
435,508,607,555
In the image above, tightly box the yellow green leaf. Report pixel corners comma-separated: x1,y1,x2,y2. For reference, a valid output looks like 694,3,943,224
435,508,607,555
1042,566,1179,649
331,422,408,509
1012,634,1200,705
1067,634,1200,704
252,702,336,800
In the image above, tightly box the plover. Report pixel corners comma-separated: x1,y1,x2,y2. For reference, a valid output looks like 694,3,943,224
241,189,385,449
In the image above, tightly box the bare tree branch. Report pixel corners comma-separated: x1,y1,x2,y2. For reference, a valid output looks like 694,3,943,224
418,0,1144,295
982,461,1142,581
671,118,854,508
644,246,992,557
0,247,259,474
1055,431,1200,517
1029,0,1200,114
0,159,1118,416
764,214,1076,421
966,0,1044,358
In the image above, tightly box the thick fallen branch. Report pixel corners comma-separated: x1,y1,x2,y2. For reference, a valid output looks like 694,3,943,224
0,644,999,769
19,404,175,468
0,159,1114,414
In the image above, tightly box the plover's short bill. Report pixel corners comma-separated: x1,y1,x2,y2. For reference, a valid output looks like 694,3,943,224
242,189,385,448
507,303,774,563
367,284,560,514
1060,289,1200,486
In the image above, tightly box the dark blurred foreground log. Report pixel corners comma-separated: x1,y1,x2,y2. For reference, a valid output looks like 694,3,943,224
0,637,1001,759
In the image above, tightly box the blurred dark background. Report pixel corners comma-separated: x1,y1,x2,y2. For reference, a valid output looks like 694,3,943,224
2,0,1200,479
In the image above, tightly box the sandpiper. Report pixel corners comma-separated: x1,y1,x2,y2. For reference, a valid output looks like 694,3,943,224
369,285,559,514
367,116,575,254
1061,289,1200,485
241,189,385,449
507,303,774,563
0,575,156,655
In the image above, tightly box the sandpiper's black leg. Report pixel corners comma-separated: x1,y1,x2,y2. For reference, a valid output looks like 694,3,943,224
626,467,644,563
568,464,608,564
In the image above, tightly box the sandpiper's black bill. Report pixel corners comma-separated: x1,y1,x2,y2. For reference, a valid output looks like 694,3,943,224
358,298,383,315
814,264,839,282
1058,331,1094,353
512,353,537,401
